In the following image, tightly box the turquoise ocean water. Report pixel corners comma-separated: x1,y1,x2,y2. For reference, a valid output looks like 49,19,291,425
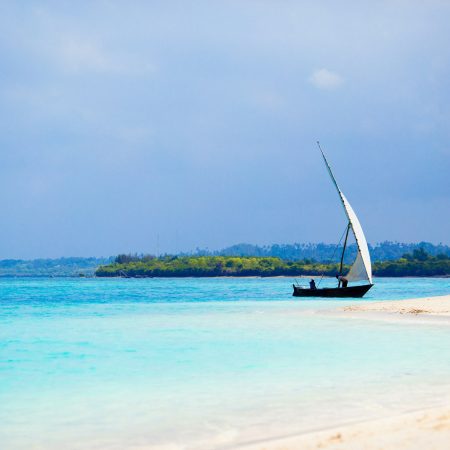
1,277,450,449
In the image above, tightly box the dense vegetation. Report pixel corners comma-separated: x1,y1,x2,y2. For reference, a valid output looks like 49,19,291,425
0,257,112,277
96,249,450,278
96,255,342,277
192,241,450,263
1,244,448,277
373,248,450,277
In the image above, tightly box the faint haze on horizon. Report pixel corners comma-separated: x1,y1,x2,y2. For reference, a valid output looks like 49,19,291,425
0,1,449,259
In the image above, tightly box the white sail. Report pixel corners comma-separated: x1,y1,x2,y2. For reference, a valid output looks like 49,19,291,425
319,146,373,284
339,192,373,283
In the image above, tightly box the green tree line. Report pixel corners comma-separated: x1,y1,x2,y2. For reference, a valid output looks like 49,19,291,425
373,248,450,277
190,241,450,262
96,249,450,278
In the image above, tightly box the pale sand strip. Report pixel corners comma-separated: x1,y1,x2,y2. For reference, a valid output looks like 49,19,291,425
234,406,450,450
342,294,450,316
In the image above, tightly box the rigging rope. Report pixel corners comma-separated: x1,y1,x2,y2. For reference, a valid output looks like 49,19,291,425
316,224,349,288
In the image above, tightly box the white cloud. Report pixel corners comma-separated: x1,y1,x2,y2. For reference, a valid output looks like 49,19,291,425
309,69,343,90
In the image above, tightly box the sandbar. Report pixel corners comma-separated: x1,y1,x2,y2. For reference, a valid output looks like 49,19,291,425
342,294,450,318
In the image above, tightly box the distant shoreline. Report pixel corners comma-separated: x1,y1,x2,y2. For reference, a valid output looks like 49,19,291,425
1,246,449,277
1,274,449,280
96,252,450,278
98,274,450,279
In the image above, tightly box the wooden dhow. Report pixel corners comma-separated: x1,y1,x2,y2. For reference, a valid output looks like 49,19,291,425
293,143,374,298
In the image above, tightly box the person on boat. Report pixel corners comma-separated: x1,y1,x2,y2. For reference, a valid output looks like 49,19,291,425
336,274,348,288
309,279,316,289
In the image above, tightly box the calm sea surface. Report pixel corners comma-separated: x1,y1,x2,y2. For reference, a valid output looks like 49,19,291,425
1,277,450,449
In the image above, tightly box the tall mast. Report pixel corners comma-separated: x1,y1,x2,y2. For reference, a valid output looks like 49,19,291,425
317,141,345,210
317,141,373,285
338,223,351,287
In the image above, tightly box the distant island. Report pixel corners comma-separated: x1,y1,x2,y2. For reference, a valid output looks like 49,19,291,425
0,257,112,278
190,241,450,263
96,249,450,278
0,242,448,277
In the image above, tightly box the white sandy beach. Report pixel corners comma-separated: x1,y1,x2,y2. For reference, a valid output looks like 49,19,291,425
235,294,450,450
343,294,450,317
235,405,450,450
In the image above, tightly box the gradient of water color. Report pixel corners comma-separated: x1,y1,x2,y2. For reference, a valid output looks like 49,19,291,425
1,277,450,449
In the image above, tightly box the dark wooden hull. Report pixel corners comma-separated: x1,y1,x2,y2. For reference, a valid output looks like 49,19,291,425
293,284,373,298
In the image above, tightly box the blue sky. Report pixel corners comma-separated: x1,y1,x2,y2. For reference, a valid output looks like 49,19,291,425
0,1,449,258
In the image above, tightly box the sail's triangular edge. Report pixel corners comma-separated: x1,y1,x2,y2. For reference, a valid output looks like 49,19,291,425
339,193,373,283
319,147,373,284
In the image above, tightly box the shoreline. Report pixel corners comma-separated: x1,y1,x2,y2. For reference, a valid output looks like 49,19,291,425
94,274,450,279
237,294,450,450
1,274,449,279
234,405,450,450
341,294,450,318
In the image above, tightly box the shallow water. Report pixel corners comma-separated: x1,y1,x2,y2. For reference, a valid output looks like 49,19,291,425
1,277,450,449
